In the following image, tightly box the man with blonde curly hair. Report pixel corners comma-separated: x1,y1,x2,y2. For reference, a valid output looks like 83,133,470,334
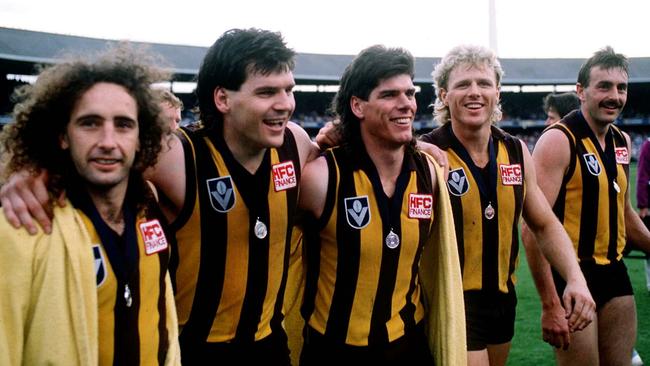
420,44,594,366
0,45,180,365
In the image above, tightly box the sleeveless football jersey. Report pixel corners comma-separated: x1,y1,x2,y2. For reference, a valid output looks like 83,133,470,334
173,126,301,344
302,147,435,346
547,110,629,265
421,124,526,293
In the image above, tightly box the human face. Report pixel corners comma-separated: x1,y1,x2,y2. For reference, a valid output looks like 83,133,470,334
160,102,181,131
217,70,295,154
545,107,561,125
441,62,500,130
354,74,417,150
60,82,139,193
578,66,627,127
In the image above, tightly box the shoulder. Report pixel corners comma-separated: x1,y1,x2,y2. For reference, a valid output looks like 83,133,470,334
287,121,320,168
419,125,449,148
0,213,38,258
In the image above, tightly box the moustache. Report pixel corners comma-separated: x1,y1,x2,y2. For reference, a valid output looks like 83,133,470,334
600,100,624,109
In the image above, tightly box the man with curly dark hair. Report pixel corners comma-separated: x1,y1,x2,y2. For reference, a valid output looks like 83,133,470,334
0,45,180,365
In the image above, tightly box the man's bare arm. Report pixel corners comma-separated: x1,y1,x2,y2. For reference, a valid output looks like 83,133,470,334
521,133,594,349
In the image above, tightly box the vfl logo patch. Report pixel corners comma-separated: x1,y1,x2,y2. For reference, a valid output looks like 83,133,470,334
499,164,523,186
447,168,470,196
139,219,168,255
92,245,106,287
615,147,629,164
344,196,371,229
583,153,602,176
272,161,297,192
408,194,433,219
207,176,235,212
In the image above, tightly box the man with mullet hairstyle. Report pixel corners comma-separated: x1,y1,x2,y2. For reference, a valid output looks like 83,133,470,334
298,45,465,366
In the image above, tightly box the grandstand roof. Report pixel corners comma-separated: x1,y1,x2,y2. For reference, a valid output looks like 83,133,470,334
2,27,650,84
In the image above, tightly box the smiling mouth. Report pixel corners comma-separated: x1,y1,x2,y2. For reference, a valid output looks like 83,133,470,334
263,118,286,127
391,117,412,125
90,158,121,167
465,102,484,110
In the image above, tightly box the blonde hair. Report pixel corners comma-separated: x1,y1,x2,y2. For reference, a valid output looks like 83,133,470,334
432,45,504,125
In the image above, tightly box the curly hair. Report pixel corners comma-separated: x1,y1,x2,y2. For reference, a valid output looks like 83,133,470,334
432,45,504,125
196,28,295,130
0,43,170,197
332,45,416,155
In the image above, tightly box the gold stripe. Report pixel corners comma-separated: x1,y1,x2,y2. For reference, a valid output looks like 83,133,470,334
257,149,289,339
387,172,424,342
174,129,201,328
346,171,382,345
309,161,340,334
205,138,247,341
448,152,483,291
135,215,163,366
496,142,517,292
80,213,117,366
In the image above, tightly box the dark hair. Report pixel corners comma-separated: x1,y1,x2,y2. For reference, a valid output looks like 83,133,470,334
332,45,415,153
577,46,629,87
196,28,296,130
0,43,169,197
543,92,580,119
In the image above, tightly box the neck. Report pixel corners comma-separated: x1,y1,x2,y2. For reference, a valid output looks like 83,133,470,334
87,182,128,235
362,134,405,198
222,126,267,174
450,121,491,167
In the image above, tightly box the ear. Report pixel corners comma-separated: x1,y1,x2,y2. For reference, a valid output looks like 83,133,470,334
214,87,230,114
59,133,69,150
439,88,448,106
350,96,365,119
576,83,586,103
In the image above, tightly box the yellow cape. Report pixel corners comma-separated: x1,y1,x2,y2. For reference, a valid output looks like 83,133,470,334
0,202,181,365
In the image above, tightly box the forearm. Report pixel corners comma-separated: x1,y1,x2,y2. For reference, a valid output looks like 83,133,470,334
522,224,564,308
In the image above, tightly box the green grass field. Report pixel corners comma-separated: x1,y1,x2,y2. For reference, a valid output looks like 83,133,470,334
507,162,650,365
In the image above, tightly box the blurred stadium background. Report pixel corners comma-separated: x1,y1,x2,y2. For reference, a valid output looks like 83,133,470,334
1,27,649,365
2,27,650,157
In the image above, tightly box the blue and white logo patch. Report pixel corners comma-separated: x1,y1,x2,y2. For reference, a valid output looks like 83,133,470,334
583,153,602,176
207,176,236,212
92,244,106,287
344,196,370,229
447,167,470,196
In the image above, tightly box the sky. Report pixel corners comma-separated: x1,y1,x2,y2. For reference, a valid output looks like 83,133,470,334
1,0,649,59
